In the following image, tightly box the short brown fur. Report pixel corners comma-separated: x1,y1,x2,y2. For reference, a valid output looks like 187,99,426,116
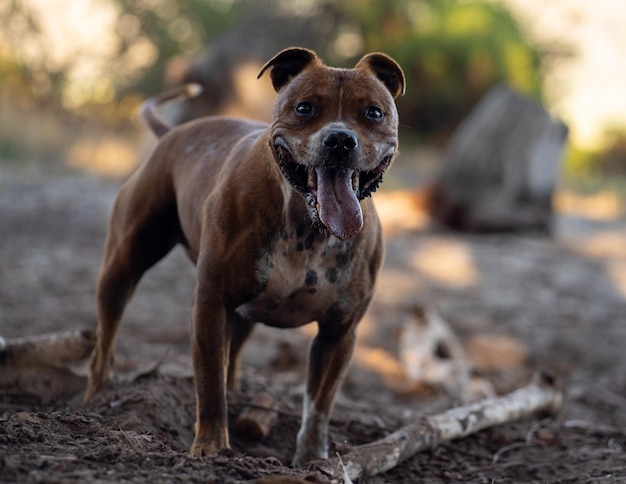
85,48,405,465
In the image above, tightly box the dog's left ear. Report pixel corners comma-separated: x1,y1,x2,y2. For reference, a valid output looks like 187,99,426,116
356,53,406,99
258,47,322,92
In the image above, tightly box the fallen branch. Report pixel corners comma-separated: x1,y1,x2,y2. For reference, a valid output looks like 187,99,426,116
235,391,280,440
0,329,95,368
0,367,87,400
318,371,562,481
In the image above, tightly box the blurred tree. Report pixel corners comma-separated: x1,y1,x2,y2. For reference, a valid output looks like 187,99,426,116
0,1,59,111
595,128,626,177
332,0,545,142
0,0,248,121
112,0,546,141
110,0,241,97
566,126,626,192
0,0,546,142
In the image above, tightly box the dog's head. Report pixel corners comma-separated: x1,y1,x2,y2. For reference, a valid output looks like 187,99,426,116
258,48,405,241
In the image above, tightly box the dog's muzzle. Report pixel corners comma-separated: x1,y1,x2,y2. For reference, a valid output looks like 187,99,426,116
274,137,393,240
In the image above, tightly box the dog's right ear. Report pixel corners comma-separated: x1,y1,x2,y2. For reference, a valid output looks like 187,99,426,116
258,47,321,92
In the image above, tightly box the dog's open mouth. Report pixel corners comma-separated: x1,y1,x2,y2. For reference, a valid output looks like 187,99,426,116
274,138,392,240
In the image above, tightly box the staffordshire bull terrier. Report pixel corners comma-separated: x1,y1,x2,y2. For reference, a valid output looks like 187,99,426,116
85,47,405,464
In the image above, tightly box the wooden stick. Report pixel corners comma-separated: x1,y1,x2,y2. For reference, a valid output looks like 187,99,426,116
0,329,95,368
320,372,562,481
235,391,280,440
0,367,87,399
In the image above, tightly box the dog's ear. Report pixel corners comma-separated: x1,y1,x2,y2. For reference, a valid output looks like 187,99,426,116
356,53,406,99
258,47,321,92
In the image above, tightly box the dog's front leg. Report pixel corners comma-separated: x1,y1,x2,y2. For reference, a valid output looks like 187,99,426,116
190,275,230,456
292,319,358,465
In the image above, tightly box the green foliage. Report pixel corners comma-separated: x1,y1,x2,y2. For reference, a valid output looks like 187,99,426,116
111,0,246,97
596,128,626,177
0,0,545,141
335,0,544,138
564,127,626,193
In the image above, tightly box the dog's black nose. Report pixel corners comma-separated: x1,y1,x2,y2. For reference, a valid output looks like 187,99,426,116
322,130,358,154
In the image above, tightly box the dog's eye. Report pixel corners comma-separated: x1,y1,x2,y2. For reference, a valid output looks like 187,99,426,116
295,102,314,117
364,106,384,121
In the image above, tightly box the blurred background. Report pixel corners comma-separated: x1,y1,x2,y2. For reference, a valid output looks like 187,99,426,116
1,0,626,206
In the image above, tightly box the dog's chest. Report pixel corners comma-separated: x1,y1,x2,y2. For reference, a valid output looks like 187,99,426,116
236,223,355,327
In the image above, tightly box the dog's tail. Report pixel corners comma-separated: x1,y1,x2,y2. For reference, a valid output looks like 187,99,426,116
140,83,203,138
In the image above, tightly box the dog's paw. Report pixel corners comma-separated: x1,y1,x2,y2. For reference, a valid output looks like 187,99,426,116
190,439,230,457
291,447,328,467
84,373,106,403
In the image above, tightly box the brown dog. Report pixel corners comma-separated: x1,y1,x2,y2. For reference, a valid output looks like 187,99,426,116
85,47,405,464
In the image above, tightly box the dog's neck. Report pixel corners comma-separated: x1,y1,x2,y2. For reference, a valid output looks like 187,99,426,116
279,180,323,240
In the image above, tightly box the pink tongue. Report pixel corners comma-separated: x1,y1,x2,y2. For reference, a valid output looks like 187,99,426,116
315,166,363,240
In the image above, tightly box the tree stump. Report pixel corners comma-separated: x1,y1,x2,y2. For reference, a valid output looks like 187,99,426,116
427,85,569,232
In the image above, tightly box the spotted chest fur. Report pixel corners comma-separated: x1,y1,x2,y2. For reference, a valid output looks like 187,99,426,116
236,221,356,328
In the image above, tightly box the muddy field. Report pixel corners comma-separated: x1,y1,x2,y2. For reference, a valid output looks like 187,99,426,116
1,160,626,482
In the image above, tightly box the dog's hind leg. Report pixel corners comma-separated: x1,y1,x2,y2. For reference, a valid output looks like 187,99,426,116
85,178,182,401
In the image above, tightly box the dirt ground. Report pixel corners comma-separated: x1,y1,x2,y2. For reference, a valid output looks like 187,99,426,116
1,158,626,483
